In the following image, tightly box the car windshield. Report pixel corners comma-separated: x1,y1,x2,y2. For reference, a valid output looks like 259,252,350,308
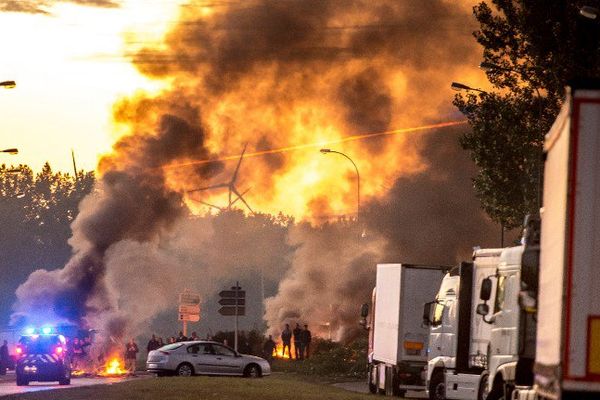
159,343,184,351
19,335,62,353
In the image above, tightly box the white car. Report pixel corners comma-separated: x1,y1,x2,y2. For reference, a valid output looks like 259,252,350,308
146,340,271,378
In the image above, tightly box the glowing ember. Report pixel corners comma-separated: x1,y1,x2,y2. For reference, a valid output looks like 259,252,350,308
98,358,128,376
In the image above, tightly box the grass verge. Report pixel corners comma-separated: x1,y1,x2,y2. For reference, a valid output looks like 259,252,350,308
2,375,371,400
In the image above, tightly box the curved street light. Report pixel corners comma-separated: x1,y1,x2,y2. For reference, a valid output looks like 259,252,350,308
580,5,599,20
1,148,18,155
0,81,16,89
451,81,488,94
320,148,360,224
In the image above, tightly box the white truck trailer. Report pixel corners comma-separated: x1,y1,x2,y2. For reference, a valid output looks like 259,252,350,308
362,263,448,396
424,248,503,400
510,83,600,400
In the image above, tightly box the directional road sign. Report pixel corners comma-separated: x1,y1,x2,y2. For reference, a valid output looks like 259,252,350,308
218,307,246,316
218,290,246,298
179,304,201,314
179,313,200,322
218,298,246,306
179,292,201,305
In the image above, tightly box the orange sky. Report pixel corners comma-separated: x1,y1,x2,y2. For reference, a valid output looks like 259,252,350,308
0,1,182,172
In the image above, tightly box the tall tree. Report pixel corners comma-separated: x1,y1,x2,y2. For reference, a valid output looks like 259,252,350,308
454,0,600,228
0,163,94,325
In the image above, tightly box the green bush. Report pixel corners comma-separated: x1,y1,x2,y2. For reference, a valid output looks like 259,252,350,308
272,336,368,379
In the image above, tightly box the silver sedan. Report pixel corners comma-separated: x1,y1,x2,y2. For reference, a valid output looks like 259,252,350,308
146,341,271,378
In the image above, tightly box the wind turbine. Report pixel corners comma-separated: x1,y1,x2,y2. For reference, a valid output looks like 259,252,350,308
188,144,254,214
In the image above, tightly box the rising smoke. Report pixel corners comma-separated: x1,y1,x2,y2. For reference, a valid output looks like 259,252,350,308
13,0,498,344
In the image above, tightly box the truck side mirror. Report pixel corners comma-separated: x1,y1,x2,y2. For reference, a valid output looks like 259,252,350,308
480,278,492,301
422,302,433,326
360,303,369,318
476,303,489,316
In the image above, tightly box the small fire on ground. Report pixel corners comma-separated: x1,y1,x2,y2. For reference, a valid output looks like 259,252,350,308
275,343,295,360
70,357,129,378
97,358,128,377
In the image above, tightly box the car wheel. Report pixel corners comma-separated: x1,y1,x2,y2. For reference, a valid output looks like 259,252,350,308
16,374,28,386
59,368,71,385
176,363,194,377
429,370,445,400
244,364,261,378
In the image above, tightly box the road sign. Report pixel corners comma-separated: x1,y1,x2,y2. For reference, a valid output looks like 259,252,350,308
179,313,200,322
218,306,246,316
218,290,246,298
179,304,201,314
179,292,201,305
218,298,246,306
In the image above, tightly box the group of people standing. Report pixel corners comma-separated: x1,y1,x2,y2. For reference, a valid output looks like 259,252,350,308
145,331,201,353
277,323,311,360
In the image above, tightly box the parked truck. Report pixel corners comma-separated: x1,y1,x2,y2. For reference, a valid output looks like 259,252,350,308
505,83,600,400
424,248,503,400
361,263,448,396
474,242,530,400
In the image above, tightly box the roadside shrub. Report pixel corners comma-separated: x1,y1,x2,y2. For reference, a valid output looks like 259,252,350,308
272,335,368,379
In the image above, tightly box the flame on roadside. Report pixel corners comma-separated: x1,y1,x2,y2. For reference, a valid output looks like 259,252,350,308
274,342,295,360
72,369,87,377
98,358,128,376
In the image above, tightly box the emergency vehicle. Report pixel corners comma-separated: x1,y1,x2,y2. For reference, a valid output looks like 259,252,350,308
15,328,71,386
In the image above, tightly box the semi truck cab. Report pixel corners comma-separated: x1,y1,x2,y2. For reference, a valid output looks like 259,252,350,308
425,248,502,400
477,245,525,400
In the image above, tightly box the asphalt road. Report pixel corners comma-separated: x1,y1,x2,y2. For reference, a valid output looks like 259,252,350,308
0,371,144,397
331,381,427,399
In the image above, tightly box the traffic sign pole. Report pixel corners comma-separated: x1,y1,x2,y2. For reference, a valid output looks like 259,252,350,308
234,281,239,352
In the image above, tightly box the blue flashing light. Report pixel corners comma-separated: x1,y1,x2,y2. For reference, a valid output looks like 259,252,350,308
24,327,35,335
41,327,52,335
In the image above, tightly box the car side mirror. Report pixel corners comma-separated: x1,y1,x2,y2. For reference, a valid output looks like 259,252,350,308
360,303,369,318
476,303,489,316
422,301,433,326
480,278,492,301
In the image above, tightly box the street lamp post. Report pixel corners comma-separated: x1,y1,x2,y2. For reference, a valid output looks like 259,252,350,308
451,81,488,94
1,148,18,155
0,81,16,89
320,148,360,223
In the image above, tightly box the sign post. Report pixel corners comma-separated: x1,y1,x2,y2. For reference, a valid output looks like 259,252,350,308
218,282,245,351
178,290,201,337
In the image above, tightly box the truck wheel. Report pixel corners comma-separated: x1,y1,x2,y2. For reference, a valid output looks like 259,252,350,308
397,389,407,398
368,365,377,394
385,366,399,396
478,373,489,400
486,379,504,400
429,370,445,400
